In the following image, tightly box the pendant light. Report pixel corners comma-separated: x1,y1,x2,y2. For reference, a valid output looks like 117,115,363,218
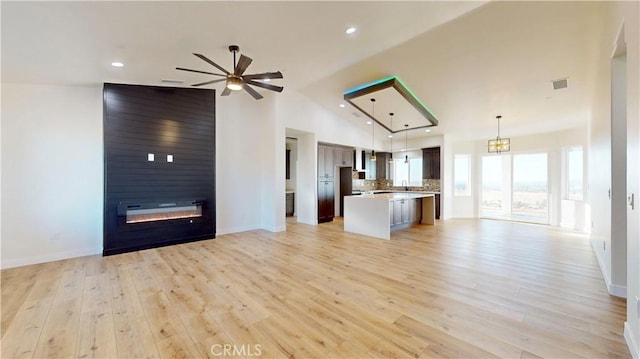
388,113,394,164
404,124,409,164
488,115,511,153
370,98,377,161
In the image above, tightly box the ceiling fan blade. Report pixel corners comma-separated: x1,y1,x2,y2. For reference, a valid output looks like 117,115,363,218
175,67,225,77
244,85,264,100
245,80,284,93
234,54,253,76
221,87,232,96
242,71,283,80
193,53,230,75
192,78,227,87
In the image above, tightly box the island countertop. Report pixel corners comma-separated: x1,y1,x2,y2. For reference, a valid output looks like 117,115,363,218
355,192,434,200
344,193,436,240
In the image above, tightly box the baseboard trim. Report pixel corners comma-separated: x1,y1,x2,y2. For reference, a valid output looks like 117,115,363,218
296,217,318,225
591,238,611,286
216,225,260,235
590,238,627,297
609,283,628,298
262,225,286,233
1,246,102,270
625,322,639,359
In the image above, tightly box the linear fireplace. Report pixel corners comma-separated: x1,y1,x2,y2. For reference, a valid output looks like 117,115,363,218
119,200,204,224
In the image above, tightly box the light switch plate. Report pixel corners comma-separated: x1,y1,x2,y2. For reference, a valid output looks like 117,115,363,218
167,154,173,162
148,153,155,162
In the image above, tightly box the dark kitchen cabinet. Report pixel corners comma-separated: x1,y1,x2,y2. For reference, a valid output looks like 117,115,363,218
422,147,441,179
286,149,291,180
286,192,294,216
318,180,334,223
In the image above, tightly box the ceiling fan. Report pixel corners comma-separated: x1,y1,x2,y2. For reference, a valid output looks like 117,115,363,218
176,45,283,100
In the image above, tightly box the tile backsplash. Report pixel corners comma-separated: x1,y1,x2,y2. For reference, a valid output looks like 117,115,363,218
352,176,440,193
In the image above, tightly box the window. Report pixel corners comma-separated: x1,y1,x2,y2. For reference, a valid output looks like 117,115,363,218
566,146,584,200
454,154,471,196
393,151,422,186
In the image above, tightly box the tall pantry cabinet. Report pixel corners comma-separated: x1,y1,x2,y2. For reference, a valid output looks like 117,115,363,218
318,145,335,223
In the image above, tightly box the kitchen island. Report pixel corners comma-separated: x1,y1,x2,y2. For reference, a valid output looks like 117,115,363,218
344,192,435,240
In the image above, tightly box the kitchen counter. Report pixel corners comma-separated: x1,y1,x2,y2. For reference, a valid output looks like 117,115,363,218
357,192,433,200
353,190,440,195
344,192,435,240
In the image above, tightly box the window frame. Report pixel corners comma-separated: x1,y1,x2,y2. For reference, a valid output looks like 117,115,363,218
564,145,584,201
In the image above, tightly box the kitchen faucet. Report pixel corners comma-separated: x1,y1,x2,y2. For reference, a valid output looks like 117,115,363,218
402,180,408,191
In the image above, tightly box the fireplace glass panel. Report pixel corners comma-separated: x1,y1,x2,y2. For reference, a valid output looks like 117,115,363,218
126,205,202,224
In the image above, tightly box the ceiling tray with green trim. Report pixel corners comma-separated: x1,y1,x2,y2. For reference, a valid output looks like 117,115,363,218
343,76,438,133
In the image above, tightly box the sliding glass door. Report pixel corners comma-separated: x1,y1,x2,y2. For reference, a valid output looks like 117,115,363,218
481,155,508,218
512,153,548,223
481,153,549,224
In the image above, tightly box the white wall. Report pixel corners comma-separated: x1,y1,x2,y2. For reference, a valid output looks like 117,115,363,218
216,93,275,234
293,132,317,225
616,2,640,356
1,83,103,268
589,1,639,356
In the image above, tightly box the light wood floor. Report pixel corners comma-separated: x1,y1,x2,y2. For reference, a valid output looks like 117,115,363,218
1,218,629,358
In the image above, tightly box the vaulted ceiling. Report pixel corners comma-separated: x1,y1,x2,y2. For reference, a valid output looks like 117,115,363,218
1,1,605,141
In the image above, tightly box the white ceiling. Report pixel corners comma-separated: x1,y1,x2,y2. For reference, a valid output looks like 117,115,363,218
2,1,604,142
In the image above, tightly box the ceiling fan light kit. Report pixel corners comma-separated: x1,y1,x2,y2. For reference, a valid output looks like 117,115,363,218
176,45,283,100
226,75,243,91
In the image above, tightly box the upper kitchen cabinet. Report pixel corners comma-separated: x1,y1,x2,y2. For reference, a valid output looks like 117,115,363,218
318,145,334,179
422,147,441,179
333,147,353,167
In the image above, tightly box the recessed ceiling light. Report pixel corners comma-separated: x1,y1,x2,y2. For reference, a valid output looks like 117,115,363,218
388,134,393,138
339,103,346,108
263,78,271,82
366,120,372,125
346,27,357,35
111,62,124,67
425,129,431,133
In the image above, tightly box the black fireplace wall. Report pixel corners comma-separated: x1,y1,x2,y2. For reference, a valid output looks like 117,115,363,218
103,83,216,255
